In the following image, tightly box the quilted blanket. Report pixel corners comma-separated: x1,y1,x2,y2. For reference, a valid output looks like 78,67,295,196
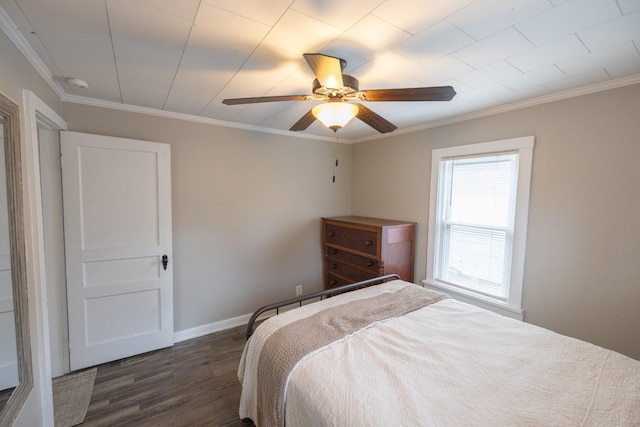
238,280,640,426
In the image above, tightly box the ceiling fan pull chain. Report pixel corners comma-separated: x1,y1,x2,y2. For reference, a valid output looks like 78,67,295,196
332,136,338,183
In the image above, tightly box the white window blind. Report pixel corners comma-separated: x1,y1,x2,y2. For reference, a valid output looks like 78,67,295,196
433,153,519,301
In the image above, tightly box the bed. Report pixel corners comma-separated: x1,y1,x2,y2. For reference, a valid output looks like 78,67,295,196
238,275,640,426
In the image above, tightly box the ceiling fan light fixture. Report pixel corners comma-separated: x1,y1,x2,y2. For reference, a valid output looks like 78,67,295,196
312,102,358,131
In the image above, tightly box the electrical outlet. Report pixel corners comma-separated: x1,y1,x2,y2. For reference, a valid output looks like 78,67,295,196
296,285,303,296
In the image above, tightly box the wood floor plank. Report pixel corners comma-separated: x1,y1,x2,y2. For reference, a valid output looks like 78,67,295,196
80,325,253,426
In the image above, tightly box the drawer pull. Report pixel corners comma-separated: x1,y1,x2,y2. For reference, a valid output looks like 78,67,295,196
328,232,335,237
330,264,338,269
367,261,374,267
364,240,373,246
329,279,337,286
329,249,337,255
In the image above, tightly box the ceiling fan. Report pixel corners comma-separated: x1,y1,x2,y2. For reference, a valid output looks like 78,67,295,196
222,53,456,134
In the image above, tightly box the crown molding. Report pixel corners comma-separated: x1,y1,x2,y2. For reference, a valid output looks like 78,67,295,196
0,6,66,99
61,94,336,142
352,73,640,143
52,72,640,144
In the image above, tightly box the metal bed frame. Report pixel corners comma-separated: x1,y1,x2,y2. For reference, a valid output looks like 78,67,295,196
244,274,400,339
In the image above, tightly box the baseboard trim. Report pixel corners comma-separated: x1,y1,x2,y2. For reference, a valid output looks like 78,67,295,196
173,305,301,343
173,314,252,343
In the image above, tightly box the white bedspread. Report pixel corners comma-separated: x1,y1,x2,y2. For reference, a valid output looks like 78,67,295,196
239,280,640,426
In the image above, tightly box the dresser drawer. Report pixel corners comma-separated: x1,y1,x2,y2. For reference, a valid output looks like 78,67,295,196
325,273,353,289
326,260,377,283
327,248,378,272
325,224,378,256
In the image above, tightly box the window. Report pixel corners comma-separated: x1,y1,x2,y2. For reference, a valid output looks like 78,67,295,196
424,136,534,319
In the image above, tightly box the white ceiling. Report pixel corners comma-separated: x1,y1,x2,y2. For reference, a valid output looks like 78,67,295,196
1,0,639,141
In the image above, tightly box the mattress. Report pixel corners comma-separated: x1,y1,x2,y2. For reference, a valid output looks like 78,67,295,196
238,280,640,426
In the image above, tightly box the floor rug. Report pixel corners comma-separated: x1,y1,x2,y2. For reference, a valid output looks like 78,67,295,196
52,367,97,427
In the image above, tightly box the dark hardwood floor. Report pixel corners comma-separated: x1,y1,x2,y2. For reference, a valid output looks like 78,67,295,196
80,324,255,426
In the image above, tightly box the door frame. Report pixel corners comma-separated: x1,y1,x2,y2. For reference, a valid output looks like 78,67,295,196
39,128,68,377
21,90,67,427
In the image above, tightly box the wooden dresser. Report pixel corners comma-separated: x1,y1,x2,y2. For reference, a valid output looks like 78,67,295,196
321,216,416,290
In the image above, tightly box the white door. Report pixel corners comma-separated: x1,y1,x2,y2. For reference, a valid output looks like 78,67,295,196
61,131,173,371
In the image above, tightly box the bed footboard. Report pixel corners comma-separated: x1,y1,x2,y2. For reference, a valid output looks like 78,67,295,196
245,274,400,339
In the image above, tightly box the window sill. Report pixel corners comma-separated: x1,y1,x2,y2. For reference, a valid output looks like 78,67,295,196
421,280,524,321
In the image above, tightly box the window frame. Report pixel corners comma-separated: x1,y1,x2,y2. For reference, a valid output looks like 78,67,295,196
423,136,534,320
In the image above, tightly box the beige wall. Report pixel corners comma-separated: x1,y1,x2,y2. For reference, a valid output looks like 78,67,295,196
352,84,640,360
61,104,352,332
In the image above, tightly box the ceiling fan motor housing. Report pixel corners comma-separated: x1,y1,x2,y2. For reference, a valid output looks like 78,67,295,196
312,74,359,99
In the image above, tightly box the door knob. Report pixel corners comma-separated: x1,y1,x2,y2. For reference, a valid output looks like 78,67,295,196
162,255,168,270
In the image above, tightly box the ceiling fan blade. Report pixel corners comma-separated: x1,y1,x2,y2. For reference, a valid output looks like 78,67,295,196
222,95,311,105
359,86,456,102
290,109,317,131
354,103,397,133
303,53,344,89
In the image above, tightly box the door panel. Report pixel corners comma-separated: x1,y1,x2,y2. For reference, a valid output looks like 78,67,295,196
78,147,160,249
61,131,173,371
85,289,161,345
